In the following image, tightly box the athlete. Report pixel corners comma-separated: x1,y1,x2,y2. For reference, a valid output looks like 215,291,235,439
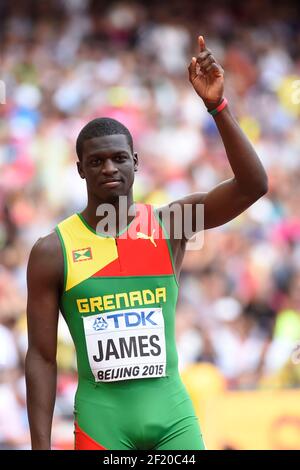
25,36,268,450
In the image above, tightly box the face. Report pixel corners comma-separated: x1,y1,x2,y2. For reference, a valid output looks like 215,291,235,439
77,134,138,202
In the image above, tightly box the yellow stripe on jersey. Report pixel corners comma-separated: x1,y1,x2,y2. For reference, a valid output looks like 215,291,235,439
57,214,118,291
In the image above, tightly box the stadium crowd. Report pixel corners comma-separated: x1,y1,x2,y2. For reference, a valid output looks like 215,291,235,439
0,0,299,448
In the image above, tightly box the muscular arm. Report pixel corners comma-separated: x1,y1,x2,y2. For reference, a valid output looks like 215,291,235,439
157,36,268,279
172,104,268,230
25,232,63,450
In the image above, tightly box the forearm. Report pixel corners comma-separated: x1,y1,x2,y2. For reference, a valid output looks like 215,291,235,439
25,349,57,450
212,104,268,197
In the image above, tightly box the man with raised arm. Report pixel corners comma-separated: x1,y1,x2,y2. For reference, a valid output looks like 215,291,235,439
25,36,267,450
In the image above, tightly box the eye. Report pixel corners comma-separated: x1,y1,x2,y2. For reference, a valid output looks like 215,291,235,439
90,158,101,166
115,154,127,162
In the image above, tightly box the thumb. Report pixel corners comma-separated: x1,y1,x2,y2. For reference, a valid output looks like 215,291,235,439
188,57,197,81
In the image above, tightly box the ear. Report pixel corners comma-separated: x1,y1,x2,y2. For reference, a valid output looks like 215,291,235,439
133,152,138,172
77,161,85,179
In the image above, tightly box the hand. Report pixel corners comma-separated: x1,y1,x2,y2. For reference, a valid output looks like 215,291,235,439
188,36,224,109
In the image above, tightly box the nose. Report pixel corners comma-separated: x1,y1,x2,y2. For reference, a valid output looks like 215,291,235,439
102,158,118,175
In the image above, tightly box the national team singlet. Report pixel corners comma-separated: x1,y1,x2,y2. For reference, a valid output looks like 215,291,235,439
55,203,205,450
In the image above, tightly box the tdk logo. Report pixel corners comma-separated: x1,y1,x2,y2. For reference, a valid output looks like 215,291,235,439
107,310,157,329
93,317,108,331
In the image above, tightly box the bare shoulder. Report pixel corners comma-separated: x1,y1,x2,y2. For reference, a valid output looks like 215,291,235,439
30,231,62,258
28,231,63,289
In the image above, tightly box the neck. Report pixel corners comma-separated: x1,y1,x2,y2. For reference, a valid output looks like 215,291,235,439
81,191,136,235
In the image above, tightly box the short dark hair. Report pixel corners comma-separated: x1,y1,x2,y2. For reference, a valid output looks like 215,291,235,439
76,117,133,160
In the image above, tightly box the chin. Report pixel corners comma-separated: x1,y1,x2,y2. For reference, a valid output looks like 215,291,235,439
99,189,127,202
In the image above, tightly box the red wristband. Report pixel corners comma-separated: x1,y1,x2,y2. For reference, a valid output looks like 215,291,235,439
207,97,228,116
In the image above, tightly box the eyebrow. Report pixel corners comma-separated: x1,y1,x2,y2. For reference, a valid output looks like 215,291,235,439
87,150,129,159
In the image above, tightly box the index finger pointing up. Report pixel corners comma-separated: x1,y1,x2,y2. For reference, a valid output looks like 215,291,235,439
198,35,205,52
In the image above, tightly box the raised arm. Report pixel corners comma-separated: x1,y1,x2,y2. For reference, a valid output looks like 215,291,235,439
161,35,268,233
25,232,63,450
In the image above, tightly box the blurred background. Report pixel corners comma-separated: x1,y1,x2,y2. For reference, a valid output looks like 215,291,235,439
0,0,300,450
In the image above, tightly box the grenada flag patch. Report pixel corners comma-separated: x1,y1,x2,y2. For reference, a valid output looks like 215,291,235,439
72,247,93,262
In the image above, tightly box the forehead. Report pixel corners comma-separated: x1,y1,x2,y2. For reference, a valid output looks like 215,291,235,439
82,134,131,157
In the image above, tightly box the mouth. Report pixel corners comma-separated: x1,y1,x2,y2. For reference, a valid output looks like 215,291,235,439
101,179,122,188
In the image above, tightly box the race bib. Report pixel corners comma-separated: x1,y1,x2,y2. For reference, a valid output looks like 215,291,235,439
83,308,166,382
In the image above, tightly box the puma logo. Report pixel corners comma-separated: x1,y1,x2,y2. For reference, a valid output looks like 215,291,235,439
136,229,157,247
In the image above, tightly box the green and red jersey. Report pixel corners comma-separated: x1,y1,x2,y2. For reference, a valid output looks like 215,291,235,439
56,203,204,450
